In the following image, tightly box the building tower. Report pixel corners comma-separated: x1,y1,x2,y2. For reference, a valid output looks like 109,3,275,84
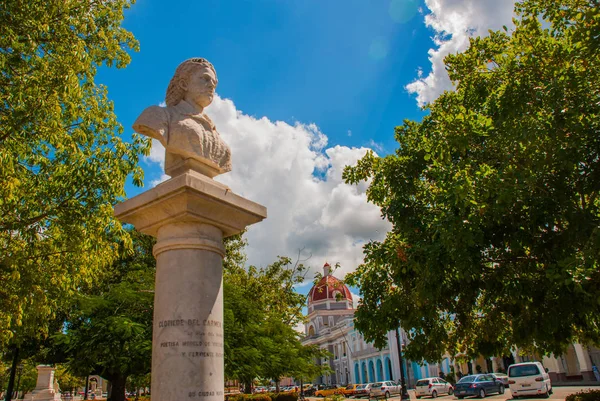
303,263,355,385
305,262,354,338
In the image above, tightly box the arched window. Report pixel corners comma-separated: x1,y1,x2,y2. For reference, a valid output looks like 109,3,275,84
386,357,393,381
308,326,315,336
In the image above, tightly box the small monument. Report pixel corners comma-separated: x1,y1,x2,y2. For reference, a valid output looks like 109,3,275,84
115,58,267,401
29,366,61,401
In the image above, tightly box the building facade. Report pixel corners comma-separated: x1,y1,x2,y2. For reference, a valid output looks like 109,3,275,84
301,263,600,387
302,263,434,387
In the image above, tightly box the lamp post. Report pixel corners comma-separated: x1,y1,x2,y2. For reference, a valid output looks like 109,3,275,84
395,327,410,400
15,364,24,400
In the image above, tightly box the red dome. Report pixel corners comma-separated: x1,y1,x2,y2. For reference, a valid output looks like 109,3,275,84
308,264,353,303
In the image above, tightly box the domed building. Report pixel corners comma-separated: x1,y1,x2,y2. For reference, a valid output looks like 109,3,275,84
301,263,595,388
305,262,354,337
302,263,411,387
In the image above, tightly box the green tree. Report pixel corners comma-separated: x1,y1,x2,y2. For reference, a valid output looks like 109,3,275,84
343,0,600,361
0,0,149,347
53,230,155,401
13,360,37,398
126,373,150,397
55,364,85,395
223,239,328,391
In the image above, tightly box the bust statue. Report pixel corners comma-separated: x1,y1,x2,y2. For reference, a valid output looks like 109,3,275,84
133,58,232,178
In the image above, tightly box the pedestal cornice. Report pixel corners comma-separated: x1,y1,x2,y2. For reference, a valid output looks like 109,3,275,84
114,171,267,237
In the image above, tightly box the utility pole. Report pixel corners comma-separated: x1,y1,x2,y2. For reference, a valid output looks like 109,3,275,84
395,327,410,400
15,365,23,400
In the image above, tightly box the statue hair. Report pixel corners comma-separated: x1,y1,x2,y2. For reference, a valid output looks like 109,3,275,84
165,58,217,107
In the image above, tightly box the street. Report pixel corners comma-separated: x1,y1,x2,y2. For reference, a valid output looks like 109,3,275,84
308,386,600,401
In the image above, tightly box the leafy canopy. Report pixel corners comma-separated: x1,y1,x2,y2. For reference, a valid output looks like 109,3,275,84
53,230,155,401
344,0,600,361
223,236,329,388
0,0,149,345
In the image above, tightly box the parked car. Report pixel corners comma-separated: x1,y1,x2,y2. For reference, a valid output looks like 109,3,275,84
253,387,268,394
369,381,401,399
304,384,322,396
490,373,509,388
415,377,454,399
353,383,374,399
453,374,505,399
315,385,342,397
341,384,361,397
508,362,552,398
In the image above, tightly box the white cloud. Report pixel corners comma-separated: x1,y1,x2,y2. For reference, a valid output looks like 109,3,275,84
406,0,517,106
293,321,305,334
143,95,391,280
367,139,385,154
351,291,362,309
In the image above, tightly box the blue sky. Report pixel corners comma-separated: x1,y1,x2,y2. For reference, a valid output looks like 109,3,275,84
100,0,431,156
101,0,519,297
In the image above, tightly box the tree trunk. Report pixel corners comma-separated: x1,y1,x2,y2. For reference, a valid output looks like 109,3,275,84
107,376,127,401
4,347,19,401
243,380,252,394
84,376,89,400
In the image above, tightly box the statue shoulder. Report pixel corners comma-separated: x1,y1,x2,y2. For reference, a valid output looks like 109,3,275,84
132,105,169,145
201,113,217,131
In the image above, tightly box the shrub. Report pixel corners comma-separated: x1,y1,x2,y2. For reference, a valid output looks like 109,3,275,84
271,393,298,401
324,395,344,401
250,395,272,401
566,390,600,401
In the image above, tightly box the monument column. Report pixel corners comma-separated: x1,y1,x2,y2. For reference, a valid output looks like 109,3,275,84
118,57,267,401
153,222,225,401
115,171,266,401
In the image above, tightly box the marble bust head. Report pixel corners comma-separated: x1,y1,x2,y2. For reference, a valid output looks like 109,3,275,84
133,58,232,178
166,58,218,110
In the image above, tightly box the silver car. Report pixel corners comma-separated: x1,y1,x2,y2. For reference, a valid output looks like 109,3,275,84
369,381,401,399
353,383,374,399
490,373,509,388
415,377,454,398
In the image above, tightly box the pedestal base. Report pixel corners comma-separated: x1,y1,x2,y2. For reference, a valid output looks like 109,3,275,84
29,366,61,401
28,389,62,401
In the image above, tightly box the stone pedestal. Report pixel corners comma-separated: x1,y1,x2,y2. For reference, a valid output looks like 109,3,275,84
29,366,61,401
115,171,266,401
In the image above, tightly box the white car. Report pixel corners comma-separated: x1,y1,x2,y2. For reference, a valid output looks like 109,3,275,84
369,381,401,399
415,377,454,398
353,383,374,398
508,362,552,398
